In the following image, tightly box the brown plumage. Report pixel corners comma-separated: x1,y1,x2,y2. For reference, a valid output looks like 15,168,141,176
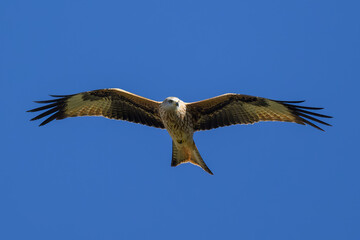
187,94,331,131
28,89,164,128
28,88,332,174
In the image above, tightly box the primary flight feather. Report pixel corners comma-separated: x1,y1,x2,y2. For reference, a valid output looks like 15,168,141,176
28,88,332,174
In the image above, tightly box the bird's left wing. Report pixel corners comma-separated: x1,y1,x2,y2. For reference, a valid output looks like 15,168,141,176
28,88,165,128
187,93,332,131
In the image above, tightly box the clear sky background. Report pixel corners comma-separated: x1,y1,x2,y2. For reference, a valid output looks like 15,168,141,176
1,0,359,239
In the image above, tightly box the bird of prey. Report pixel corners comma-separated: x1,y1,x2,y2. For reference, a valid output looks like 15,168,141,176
28,88,332,175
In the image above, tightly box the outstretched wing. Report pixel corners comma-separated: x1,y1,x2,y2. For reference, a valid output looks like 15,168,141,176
187,93,332,131
28,88,165,128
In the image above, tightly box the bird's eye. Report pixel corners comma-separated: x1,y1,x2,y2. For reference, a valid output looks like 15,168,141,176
168,99,173,103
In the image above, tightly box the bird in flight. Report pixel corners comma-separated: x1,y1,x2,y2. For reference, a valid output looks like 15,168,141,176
28,88,332,175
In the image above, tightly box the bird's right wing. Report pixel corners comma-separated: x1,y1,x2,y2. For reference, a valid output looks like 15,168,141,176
28,88,165,128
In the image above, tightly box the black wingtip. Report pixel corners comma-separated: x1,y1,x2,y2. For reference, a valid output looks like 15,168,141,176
278,100,306,104
28,95,70,126
275,100,332,131
34,99,59,104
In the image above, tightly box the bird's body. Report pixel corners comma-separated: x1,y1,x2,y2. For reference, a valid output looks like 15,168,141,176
28,88,332,175
159,97,212,173
159,97,193,144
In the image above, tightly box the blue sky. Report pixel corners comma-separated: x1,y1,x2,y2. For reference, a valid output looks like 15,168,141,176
1,0,359,239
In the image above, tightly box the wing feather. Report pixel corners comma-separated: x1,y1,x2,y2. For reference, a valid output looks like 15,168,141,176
187,94,332,131
28,88,165,128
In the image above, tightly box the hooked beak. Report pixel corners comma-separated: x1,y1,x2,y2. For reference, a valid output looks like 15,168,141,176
175,102,179,107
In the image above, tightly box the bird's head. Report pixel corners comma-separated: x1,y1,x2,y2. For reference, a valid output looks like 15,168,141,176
161,97,181,110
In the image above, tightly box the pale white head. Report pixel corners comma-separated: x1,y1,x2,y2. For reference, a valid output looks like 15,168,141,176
161,97,182,111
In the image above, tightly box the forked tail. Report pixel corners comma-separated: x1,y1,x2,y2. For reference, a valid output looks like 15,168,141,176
171,141,213,175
